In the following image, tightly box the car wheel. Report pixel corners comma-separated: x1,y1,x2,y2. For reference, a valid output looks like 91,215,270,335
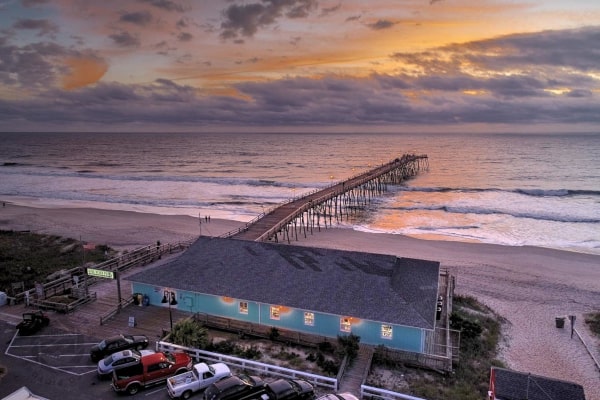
127,384,141,395
182,390,193,399
136,344,144,350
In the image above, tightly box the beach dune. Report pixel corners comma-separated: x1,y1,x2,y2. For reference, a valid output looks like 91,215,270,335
1,202,599,399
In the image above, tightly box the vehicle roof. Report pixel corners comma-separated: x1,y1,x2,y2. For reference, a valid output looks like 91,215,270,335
112,350,135,359
266,379,293,394
141,352,168,363
317,394,359,400
213,375,246,390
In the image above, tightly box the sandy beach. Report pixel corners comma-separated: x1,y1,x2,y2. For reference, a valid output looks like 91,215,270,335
1,202,599,399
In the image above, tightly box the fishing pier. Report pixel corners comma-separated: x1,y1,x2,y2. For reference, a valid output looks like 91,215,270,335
225,154,428,243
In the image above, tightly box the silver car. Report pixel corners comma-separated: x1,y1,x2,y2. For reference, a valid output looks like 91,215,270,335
97,348,155,378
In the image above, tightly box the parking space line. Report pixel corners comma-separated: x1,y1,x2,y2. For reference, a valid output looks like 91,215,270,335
9,343,96,347
5,352,85,376
5,330,98,376
31,333,83,337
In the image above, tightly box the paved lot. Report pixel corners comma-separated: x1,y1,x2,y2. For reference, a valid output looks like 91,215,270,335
1,321,173,399
7,329,99,376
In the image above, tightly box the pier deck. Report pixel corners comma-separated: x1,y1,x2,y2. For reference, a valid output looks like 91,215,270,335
227,154,428,242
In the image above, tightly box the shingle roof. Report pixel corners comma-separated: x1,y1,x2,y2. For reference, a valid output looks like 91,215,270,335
127,237,440,330
492,367,587,400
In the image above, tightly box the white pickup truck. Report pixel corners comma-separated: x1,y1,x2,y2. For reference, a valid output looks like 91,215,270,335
167,362,231,399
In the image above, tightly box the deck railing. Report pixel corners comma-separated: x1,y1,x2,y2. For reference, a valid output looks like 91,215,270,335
156,341,338,391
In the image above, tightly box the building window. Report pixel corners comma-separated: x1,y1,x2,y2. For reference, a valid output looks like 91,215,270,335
239,301,248,314
270,306,280,320
340,317,351,332
381,325,393,339
304,312,314,326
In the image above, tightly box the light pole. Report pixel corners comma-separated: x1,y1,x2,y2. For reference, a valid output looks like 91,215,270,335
161,290,178,331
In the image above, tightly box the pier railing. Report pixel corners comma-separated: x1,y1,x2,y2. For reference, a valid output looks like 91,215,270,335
223,153,428,242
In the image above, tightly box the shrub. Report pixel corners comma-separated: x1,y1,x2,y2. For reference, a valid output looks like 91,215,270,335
170,319,209,349
268,327,280,341
337,333,360,361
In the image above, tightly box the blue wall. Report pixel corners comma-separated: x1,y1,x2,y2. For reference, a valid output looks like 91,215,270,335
132,283,424,352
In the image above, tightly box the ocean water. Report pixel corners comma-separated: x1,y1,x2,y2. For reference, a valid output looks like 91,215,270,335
0,131,598,255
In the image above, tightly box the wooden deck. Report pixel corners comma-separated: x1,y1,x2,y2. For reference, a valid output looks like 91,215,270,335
0,253,192,347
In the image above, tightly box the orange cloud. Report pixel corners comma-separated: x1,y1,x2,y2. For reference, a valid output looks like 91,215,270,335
62,57,108,89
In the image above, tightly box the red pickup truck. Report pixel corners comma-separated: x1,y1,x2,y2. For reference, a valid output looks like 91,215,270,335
112,351,193,395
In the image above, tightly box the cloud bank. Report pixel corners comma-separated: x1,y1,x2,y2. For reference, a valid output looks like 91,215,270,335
0,24,599,132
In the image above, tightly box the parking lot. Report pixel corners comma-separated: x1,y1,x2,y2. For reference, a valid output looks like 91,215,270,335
1,321,173,399
7,329,99,376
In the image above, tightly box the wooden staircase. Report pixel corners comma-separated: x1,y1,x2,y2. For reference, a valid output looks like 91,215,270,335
338,344,374,394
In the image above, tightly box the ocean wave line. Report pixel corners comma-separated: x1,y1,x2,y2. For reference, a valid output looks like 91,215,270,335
389,204,600,224
401,186,600,197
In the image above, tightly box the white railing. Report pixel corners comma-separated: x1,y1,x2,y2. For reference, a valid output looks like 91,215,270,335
156,341,338,391
361,385,428,400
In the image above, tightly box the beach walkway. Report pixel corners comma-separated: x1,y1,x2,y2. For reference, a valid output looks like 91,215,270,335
0,253,188,344
225,154,428,242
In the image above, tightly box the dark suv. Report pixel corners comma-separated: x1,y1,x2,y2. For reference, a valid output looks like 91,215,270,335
204,374,266,400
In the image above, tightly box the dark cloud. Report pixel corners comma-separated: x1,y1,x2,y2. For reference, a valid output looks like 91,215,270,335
21,0,50,7
220,0,318,39
366,19,395,30
177,32,193,42
176,18,188,28
0,39,105,90
1,26,598,131
345,15,361,22
137,0,185,12
120,11,153,26
395,26,600,73
13,18,59,36
320,3,340,17
109,31,141,47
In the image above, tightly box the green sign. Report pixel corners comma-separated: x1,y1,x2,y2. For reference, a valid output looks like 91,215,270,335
86,268,115,279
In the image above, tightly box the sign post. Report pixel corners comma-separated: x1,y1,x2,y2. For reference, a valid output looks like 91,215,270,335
86,268,122,312
569,315,576,338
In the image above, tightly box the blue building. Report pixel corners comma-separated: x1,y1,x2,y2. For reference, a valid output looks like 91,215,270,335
127,237,441,353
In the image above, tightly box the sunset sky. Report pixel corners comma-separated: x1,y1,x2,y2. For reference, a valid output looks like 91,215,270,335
1,0,599,133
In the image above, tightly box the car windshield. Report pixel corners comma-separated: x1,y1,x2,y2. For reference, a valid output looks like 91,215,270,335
98,340,107,350
164,352,175,363
102,353,117,365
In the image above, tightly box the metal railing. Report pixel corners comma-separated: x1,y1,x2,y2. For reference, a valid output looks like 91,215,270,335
361,385,428,400
156,341,338,391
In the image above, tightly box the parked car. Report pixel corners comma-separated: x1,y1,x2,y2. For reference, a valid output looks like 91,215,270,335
204,374,266,400
90,333,149,362
260,378,315,400
111,351,193,395
16,311,50,336
167,362,231,399
315,394,359,400
97,348,156,379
